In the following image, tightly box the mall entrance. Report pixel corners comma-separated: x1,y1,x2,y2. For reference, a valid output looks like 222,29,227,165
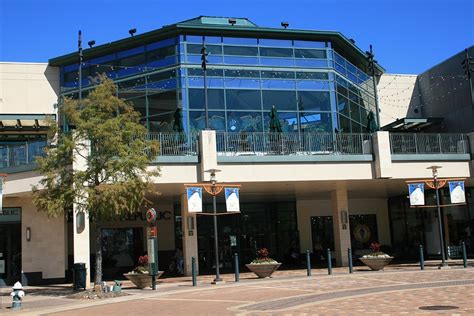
0,223,21,286
190,201,298,273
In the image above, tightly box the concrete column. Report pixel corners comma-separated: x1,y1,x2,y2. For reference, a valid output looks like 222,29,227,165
181,193,199,276
199,130,217,181
72,138,91,289
331,185,351,267
372,131,392,179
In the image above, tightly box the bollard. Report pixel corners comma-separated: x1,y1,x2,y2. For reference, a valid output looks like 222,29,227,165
234,253,240,282
419,244,424,270
306,250,312,276
462,242,468,268
191,256,197,286
327,248,332,275
348,248,353,274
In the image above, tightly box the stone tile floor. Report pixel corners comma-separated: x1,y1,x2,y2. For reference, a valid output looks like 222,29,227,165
1,262,474,315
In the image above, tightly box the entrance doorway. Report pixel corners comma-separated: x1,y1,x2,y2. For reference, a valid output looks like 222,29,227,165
0,224,21,286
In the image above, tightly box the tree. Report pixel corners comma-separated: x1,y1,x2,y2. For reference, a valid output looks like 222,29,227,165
32,77,159,289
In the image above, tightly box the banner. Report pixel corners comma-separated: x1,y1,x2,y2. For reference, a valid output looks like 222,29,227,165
408,183,425,206
187,187,202,213
0,177,3,214
225,187,240,212
449,181,466,204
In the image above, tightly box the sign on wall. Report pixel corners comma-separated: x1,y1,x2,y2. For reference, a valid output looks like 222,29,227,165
0,207,21,223
225,187,240,212
187,187,203,213
408,183,425,206
449,181,466,204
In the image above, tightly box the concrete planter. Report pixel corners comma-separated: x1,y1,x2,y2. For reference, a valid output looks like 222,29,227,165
245,263,281,278
359,257,393,271
123,271,164,289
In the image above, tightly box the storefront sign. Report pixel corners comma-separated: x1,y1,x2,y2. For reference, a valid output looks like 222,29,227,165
449,181,466,204
187,187,202,213
0,207,21,222
225,187,240,212
0,260,4,274
408,183,425,206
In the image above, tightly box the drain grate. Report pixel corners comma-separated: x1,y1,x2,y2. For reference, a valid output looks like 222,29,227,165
419,305,459,311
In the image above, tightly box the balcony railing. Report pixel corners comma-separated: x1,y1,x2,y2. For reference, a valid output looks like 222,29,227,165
216,132,373,156
0,140,47,170
390,133,470,155
146,133,198,156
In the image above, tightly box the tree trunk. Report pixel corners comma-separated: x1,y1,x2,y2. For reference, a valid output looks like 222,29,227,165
94,221,103,291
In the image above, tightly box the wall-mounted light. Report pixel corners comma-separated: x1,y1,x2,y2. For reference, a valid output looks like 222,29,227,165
341,211,348,224
87,40,96,48
76,211,85,233
128,28,137,37
187,216,194,230
228,18,236,26
281,21,289,29
26,227,31,242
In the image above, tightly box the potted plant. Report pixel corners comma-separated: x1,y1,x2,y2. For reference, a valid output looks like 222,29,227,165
359,242,394,271
123,255,163,289
246,248,281,278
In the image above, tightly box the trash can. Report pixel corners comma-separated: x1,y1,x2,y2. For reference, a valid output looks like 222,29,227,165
73,263,87,291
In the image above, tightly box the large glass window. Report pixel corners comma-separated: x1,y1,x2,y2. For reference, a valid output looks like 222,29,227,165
262,90,296,111
189,110,226,132
294,49,326,59
223,46,258,56
226,90,262,111
226,111,262,132
188,88,225,109
300,112,332,132
298,91,331,112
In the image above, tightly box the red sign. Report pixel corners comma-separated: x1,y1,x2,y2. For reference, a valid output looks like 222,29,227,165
146,208,156,223
149,226,158,237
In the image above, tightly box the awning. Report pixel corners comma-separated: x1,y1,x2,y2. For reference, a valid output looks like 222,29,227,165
380,118,443,132
0,114,56,132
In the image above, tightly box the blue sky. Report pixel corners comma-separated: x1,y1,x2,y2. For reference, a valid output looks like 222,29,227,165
0,0,472,74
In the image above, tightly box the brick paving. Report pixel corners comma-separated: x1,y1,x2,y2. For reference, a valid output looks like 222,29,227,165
1,265,474,315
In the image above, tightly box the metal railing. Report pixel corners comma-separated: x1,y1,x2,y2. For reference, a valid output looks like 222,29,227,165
0,140,47,170
216,132,373,156
390,133,470,155
146,133,198,156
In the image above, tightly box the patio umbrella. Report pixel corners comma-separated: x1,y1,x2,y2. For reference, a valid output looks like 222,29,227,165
172,108,184,133
366,110,379,133
269,105,283,133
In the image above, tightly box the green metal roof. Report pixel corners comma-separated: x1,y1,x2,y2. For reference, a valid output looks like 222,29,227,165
49,16,384,74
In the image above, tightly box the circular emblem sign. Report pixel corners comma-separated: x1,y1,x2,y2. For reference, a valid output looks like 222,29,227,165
354,224,371,243
146,208,157,223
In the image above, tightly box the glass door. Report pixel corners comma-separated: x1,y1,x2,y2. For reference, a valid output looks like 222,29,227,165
0,224,21,286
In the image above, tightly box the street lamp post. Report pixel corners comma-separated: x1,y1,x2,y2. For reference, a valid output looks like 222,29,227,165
206,169,223,283
427,166,448,268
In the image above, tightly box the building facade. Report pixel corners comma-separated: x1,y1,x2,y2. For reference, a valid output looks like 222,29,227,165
0,17,472,286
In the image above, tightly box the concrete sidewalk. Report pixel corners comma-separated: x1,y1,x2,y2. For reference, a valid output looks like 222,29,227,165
1,260,473,315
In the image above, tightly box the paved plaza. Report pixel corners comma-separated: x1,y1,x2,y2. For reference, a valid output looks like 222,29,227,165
2,264,474,315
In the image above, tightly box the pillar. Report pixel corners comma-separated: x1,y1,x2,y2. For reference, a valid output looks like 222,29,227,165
181,193,199,276
331,184,351,266
72,138,91,289
199,130,217,181
372,131,392,179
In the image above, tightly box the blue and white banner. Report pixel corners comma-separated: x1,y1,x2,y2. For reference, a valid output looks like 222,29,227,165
449,181,466,204
0,177,3,214
225,187,240,212
187,187,202,213
408,183,425,206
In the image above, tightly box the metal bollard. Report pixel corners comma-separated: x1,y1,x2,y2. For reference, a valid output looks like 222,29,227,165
348,248,353,274
191,256,197,286
234,253,240,282
306,250,312,276
327,248,332,275
419,244,424,270
462,242,468,268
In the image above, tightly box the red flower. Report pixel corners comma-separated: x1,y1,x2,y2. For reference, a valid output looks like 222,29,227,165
370,242,381,253
138,255,149,267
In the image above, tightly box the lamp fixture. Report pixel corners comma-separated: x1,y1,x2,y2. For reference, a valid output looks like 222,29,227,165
228,18,236,26
281,21,289,29
87,40,95,48
128,28,137,36
26,227,31,242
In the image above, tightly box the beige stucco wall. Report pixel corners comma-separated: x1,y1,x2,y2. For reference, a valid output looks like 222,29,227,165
377,74,417,127
0,62,59,114
3,196,66,279
297,198,391,253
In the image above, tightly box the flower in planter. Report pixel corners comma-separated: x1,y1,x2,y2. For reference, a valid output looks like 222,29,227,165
129,255,149,274
362,242,392,259
250,248,279,264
